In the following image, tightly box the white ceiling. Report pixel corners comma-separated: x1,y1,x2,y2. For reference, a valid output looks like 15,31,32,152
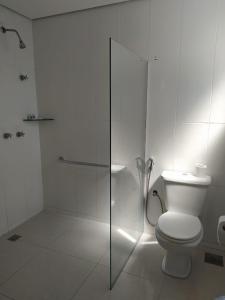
0,0,130,19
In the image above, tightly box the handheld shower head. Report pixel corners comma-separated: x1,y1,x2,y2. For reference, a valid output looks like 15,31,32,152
146,158,154,174
1,26,26,50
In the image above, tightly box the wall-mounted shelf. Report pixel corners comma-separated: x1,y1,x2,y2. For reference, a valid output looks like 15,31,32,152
23,118,55,122
111,164,126,174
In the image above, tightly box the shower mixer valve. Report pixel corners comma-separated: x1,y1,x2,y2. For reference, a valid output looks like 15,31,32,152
16,131,25,137
19,74,29,81
3,133,12,139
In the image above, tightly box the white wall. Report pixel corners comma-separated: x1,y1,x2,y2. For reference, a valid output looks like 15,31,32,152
146,0,225,248
33,0,150,223
0,5,43,235
0,0,130,19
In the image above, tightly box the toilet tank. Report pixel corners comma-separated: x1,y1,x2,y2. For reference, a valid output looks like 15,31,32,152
161,170,211,216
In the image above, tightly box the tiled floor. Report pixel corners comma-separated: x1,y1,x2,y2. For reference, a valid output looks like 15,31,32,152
0,211,224,300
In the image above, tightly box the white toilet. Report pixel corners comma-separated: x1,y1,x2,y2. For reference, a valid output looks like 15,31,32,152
155,170,211,279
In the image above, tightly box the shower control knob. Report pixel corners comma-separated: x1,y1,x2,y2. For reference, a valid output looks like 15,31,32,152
16,131,25,138
3,133,12,139
19,74,28,81
1,26,6,33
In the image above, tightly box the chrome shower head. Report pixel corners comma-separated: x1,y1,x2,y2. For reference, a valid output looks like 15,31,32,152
19,39,26,49
1,26,26,49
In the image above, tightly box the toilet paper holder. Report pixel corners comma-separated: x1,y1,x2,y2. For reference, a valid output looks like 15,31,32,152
217,216,225,245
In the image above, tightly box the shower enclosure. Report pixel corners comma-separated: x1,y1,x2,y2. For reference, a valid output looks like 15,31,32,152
110,39,148,288
0,7,148,294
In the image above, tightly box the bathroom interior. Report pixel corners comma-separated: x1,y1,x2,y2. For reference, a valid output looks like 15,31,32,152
0,0,225,299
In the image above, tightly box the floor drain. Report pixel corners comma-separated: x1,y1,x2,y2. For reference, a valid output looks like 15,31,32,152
8,234,22,242
205,252,224,267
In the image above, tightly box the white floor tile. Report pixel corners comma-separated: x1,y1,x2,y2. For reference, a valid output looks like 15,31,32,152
124,234,164,294
124,234,164,275
99,233,164,298
0,239,41,285
190,248,225,300
158,276,193,300
98,248,110,267
48,218,109,263
1,211,225,300
7,211,77,248
73,264,155,300
158,248,225,300
0,250,95,300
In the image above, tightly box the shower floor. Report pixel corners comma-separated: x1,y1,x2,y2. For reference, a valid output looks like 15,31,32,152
0,210,224,300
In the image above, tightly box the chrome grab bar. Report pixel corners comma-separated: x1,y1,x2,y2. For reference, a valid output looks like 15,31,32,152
58,156,109,168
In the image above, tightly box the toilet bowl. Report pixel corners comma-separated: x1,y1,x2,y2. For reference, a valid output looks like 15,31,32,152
156,170,211,279
156,211,203,278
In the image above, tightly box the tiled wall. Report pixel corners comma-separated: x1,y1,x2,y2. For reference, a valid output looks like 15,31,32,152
0,6,43,235
33,0,150,223
146,0,225,248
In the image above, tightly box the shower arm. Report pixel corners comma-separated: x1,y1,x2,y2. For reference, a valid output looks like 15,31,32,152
1,26,26,49
2,27,21,39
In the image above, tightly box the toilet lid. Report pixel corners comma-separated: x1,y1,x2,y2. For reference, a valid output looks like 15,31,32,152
157,212,202,241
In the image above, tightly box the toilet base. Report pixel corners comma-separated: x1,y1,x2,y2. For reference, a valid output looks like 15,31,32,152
162,252,192,279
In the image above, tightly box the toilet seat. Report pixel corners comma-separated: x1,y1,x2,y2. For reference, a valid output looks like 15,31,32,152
157,212,202,243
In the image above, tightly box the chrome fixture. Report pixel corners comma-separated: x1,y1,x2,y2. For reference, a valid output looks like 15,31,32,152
16,131,25,138
136,157,146,173
145,157,154,175
1,26,26,49
26,114,36,120
59,156,109,168
153,56,160,61
3,133,12,139
19,74,28,81
145,158,165,226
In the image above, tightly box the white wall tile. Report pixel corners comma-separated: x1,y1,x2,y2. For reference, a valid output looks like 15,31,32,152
95,120,110,165
89,5,118,123
76,168,98,218
34,0,150,222
0,6,43,234
55,164,79,214
207,123,225,186
174,123,209,173
96,168,110,222
177,0,219,123
210,0,225,123
146,0,225,249
118,0,150,60
0,169,7,236
146,0,182,173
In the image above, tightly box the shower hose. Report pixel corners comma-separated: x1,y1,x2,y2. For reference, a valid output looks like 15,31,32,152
145,158,164,227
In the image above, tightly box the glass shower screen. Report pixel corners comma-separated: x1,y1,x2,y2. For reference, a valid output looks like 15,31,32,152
110,39,148,288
